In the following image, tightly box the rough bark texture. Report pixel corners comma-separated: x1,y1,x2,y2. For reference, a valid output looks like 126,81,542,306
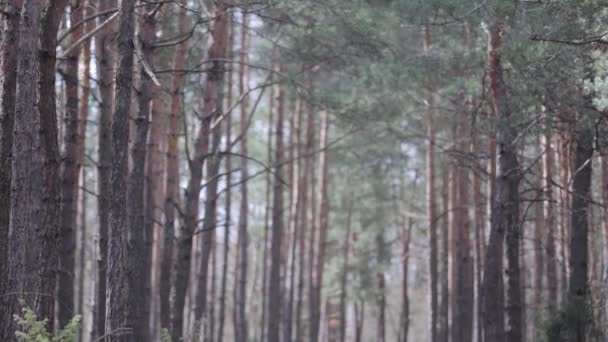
107,0,136,338
268,66,286,342
0,0,22,310
58,0,83,328
439,161,450,342
162,5,188,334
1,1,49,339
95,0,116,336
567,125,593,342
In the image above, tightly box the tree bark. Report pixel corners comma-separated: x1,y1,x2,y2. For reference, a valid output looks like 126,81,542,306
567,123,593,342
106,0,136,338
483,17,520,342
1,1,50,338
95,0,117,337
268,64,286,342
423,24,439,342
339,198,353,342
399,218,413,342
162,4,188,334
57,0,83,328
236,8,250,341
0,0,22,312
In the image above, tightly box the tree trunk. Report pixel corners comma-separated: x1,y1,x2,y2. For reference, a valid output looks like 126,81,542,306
162,4,188,334
472,112,486,342
107,0,136,338
217,11,234,342
310,110,330,342
453,115,474,342
439,159,450,342
339,198,353,342
567,123,593,342
95,0,116,337
268,64,286,342
399,218,413,342
423,24,439,342
354,302,364,342
483,18,519,342
236,8,250,341
58,0,83,328
1,1,51,338
286,96,302,342
142,7,163,340
0,0,22,311
533,136,545,319
260,80,275,342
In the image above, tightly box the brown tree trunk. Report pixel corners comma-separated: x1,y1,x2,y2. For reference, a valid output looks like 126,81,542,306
339,198,353,342
260,79,275,342
483,18,519,342
58,0,83,328
438,160,450,342
542,105,558,312
174,2,228,338
95,0,116,336
354,302,365,342
286,97,302,342
472,112,486,342
142,12,164,342
268,64,286,342
106,0,136,338
453,115,474,342
296,73,315,342
567,122,593,342
162,4,188,334
236,8,250,341
423,24,439,342
1,1,51,338
311,110,330,342
0,0,22,312
399,218,413,342
191,0,229,332
217,11,234,342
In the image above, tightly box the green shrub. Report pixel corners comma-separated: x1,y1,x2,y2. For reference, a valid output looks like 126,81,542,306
13,303,81,342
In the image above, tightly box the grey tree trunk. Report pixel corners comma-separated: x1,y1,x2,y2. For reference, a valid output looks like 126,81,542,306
106,0,136,339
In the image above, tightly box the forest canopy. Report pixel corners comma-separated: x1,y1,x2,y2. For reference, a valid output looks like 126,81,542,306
1,0,608,341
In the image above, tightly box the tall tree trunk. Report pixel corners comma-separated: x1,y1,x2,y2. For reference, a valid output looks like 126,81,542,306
268,64,286,342
438,158,450,342
354,302,364,342
142,8,163,341
106,0,136,338
399,218,413,342
191,0,229,333
567,122,593,342
423,24,439,342
453,115,474,342
58,0,83,328
1,1,51,338
339,198,353,342
217,11,234,342
542,103,559,312
483,17,520,342
39,0,68,334
0,0,22,311
162,4,188,334
533,137,545,319
260,81,275,342
286,96,302,342
95,0,116,336
236,8,250,341
311,110,330,342
472,112,486,342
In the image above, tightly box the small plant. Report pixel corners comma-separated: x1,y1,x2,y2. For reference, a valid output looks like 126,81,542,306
13,302,81,342
160,328,172,342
